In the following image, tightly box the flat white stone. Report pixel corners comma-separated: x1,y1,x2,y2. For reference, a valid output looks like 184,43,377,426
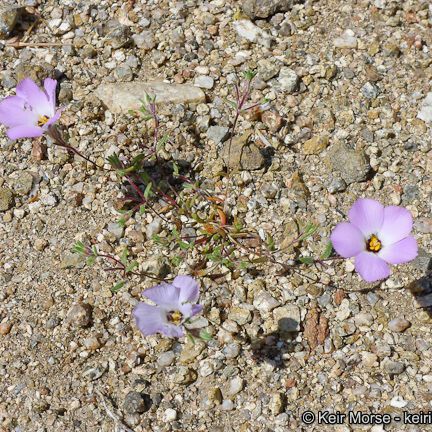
96,81,206,113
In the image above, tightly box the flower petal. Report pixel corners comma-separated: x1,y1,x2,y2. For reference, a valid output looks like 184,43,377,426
379,235,418,264
173,275,200,303
133,303,166,336
379,206,413,245
191,304,203,316
161,323,184,338
355,251,390,283
142,283,180,308
16,78,51,116
44,109,62,129
0,96,38,127
330,222,365,258
7,125,44,140
348,198,384,237
43,78,57,115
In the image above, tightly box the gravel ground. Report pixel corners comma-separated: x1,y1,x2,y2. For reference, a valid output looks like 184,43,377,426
1,0,432,431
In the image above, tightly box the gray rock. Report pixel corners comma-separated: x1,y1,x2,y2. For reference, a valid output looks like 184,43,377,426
107,222,124,239
276,67,299,93
327,176,347,193
175,366,197,384
222,131,265,171
124,391,150,414
253,291,280,313
194,75,214,89
96,81,205,114
207,126,229,144
382,358,405,375
221,399,235,411
388,318,411,333
223,343,241,359
157,351,175,367
411,248,432,272
228,306,252,325
361,82,379,99
114,65,133,82
66,303,92,328
354,312,374,327
242,0,293,19
132,31,156,50
257,59,281,82
226,376,244,397
327,141,370,185
145,218,162,239
0,6,20,39
273,305,300,332
418,93,432,123
0,188,14,211
60,252,84,269
102,20,131,49
141,255,170,278
334,30,358,49
233,19,273,48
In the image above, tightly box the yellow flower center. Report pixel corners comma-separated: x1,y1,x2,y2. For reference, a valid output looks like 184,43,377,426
367,234,382,253
167,310,183,325
37,115,50,127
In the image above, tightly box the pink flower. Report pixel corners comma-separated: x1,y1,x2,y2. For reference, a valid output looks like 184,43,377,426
0,78,62,140
133,276,203,338
331,198,418,282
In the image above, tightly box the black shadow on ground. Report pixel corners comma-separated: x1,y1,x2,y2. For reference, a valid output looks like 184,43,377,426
250,318,299,369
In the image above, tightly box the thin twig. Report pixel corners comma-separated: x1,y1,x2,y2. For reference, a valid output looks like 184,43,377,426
95,391,134,432
6,41,67,48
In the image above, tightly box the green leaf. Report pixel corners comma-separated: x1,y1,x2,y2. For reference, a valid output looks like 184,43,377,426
243,69,257,81
172,162,179,177
186,332,196,345
321,241,333,259
171,255,182,267
178,241,192,250
298,222,318,242
120,248,129,266
199,329,212,341
239,261,250,270
86,255,96,266
107,153,122,170
125,261,138,273
266,234,275,251
92,245,99,256
72,241,85,255
139,205,147,215
118,217,126,227
111,281,125,293
299,256,314,265
143,182,153,199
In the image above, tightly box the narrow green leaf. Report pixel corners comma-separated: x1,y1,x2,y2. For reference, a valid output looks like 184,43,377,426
299,256,315,265
143,182,153,199
321,241,333,259
125,261,139,273
111,281,125,293
86,255,96,266
120,248,129,266
199,329,212,341
72,241,85,254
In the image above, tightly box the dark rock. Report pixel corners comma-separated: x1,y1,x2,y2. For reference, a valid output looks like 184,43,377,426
0,6,20,39
124,391,151,414
326,141,370,185
242,0,294,19
65,303,92,328
0,188,14,211
222,131,265,171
